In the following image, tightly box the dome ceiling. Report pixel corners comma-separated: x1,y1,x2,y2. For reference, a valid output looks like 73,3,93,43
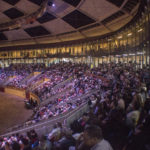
0,0,140,48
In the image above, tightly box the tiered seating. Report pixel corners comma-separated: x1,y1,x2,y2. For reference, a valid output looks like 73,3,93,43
0,62,150,150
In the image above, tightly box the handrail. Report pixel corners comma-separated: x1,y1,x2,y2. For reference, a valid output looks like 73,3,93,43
1,101,85,137
64,90,99,127
20,73,34,85
52,76,73,91
27,72,41,85
39,76,74,105
64,103,89,127
1,76,84,133
1,89,98,137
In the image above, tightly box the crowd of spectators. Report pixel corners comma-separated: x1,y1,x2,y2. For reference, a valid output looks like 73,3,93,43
25,65,102,124
0,62,150,150
31,63,89,100
0,62,102,125
0,129,39,150
0,64,45,88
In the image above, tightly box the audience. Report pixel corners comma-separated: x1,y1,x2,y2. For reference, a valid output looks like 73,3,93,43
77,125,113,150
0,62,150,150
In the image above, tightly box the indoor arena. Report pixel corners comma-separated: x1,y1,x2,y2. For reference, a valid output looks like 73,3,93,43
0,0,150,150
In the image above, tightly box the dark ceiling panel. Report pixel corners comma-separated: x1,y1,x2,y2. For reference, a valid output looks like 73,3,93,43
0,33,8,41
37,12,56,24
4,8,24,19
123,0,139,12
106,0,124,7
28,0,43,6
101,11,125,24
24,26,50,37
63,0,81,7
2,0,20,5
62,10,95,29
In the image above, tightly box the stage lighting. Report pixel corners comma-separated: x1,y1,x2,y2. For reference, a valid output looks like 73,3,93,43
52,3,55,7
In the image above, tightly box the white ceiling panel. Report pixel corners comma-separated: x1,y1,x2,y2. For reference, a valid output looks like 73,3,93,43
43,18,74,34
4,29,30,40
79,0,119,21
15,0,39,15
0,1,12,12
0,12,11,24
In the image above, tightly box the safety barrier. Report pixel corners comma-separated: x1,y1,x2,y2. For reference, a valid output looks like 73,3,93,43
1,101,86,137
1,90,98,137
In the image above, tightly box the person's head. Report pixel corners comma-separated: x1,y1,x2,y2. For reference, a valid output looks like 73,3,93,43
57,122,62,128
144,98,150,113
53,123,57,129
82,113,89,122
83,125,103,147
12,142,21,150
21,138,29,146
133,99,141,110
40,135,47,142
64,129,72,138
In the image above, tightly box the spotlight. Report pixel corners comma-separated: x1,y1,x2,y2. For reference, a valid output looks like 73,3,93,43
52,3,55,7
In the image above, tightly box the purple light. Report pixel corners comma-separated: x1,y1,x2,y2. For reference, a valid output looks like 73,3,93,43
52,3,55,7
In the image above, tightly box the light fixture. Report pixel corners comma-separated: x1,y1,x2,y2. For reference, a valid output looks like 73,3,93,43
137,52,144,55
117,35,122,39
116,55,121,57
127,33,132,36
138,29,143,32
129,53,135,56
52,3,55,7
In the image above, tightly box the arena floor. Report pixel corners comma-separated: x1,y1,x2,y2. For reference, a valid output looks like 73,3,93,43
0,92,33,134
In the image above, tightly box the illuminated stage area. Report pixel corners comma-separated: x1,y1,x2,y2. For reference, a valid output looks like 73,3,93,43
0,92,33,134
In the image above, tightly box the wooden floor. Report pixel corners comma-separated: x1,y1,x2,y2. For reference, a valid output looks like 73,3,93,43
0,92,33,134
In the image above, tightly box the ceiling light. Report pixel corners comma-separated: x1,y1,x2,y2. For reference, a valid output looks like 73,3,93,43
127,33,132,36
52,3,55,7
117,35,122,39
116,55,121,57
129,53,135,56
137,52,144,55
138,29,143,32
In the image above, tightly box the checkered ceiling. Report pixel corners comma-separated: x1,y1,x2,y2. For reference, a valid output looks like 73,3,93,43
0,0,140,45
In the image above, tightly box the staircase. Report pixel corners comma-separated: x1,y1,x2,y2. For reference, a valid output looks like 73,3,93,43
20,72,41,86
1,77,14,86
29,78,46,91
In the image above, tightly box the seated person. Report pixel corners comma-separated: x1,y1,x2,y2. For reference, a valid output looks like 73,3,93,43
77,125,113,150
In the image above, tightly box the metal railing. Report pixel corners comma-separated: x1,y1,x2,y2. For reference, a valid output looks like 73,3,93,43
1,89,98,137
